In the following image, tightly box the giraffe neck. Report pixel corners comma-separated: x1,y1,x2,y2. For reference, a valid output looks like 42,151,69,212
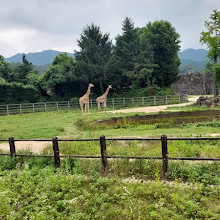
104,87,110,97
86,86,91,96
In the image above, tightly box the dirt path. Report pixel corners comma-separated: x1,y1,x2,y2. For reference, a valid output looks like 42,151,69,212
106,97,197,114
0,97,198,153
0,141,51,154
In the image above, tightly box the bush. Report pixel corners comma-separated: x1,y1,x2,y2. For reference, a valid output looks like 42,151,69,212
0,82,40,104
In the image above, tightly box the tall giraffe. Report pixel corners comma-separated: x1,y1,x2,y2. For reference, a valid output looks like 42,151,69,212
96,85,112,110
79,83,94,113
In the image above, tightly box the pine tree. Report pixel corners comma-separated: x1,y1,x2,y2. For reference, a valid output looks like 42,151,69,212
112,17,154,90
13,54,36,85
75,24,112,93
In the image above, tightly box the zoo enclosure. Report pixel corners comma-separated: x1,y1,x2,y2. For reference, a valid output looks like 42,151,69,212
0,135,219,176
0,94,187,116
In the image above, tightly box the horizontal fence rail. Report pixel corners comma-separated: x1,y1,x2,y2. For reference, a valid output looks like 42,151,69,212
0,135,219,176
0,94,187,116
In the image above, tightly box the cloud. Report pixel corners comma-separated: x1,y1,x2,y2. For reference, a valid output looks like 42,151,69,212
0,0,220,57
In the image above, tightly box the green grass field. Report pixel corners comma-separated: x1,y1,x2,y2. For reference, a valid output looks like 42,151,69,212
0,105,220,219
1,104,220,140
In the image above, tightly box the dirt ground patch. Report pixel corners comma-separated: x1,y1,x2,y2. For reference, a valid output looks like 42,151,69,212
105,97,196,114
0,141,51,154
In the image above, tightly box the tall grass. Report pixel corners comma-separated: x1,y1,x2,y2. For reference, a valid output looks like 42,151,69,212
0,161,219,219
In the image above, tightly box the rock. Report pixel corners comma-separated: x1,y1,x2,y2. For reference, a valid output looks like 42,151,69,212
173,73,214,95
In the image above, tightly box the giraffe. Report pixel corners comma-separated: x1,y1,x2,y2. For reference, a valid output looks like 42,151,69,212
79,83,94,113
96,85,112,110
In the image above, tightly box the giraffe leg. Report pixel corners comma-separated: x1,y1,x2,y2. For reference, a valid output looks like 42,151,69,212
86,102,89,113
104,101,106,110
79,101,84,113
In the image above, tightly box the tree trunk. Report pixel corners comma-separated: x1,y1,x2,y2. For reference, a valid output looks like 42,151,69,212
99,79,104,94
213,54,218,97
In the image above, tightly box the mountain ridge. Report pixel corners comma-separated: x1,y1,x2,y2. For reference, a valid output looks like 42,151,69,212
5,50,75,66
4,48,210,69
178,48,209,62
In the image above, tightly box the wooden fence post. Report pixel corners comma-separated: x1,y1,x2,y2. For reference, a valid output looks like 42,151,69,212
100,135,107,174
9,137,16,158
112,99,115,109
52,137,60,167
123,98,125,106
6,105,9,115
20,104,22,114
161,134,168,177
154,96,157,105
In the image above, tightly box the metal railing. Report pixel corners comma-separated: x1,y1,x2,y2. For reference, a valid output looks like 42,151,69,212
0,94,187,116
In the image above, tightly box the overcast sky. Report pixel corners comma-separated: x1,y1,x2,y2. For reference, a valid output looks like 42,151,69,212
0,0,219,58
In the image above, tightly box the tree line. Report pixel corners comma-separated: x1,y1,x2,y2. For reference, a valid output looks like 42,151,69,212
0,17,181,104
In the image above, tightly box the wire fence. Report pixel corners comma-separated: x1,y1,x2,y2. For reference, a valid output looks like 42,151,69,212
0,94,187,116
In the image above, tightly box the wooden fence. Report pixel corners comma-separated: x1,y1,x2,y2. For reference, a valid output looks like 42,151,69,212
0,94,187,116
0,135,219,176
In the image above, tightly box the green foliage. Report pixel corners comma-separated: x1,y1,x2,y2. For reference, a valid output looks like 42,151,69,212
109,17,155,92
0,55,12,80
0,164,219,219
0,81,40,104
200,9,220,63
42,53,77,98
200,9,220,95
141,20,181,87
167,162,220,185
214,63,220,89
11,54,37,85
75,23,112,94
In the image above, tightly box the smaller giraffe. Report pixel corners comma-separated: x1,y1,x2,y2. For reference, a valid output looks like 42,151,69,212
79,83,94,113
96,85,112,110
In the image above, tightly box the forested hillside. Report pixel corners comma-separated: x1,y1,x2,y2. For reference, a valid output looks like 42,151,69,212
178,48,210,73
0,18,181,104
5,50,75,66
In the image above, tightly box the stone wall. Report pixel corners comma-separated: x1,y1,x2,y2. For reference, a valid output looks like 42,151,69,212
172,73,214,95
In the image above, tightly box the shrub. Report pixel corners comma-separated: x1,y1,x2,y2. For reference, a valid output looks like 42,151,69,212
0,82,40,104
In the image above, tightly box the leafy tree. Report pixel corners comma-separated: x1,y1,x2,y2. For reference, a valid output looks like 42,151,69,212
200,9,220,96
12,54,37,85
200,10,220,63
42,53,76,98
204,62,214,73
141,20,181,87
75,24,112,94
0,55,12,81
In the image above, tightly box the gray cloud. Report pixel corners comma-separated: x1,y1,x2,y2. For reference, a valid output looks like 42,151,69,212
0,0,219,57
